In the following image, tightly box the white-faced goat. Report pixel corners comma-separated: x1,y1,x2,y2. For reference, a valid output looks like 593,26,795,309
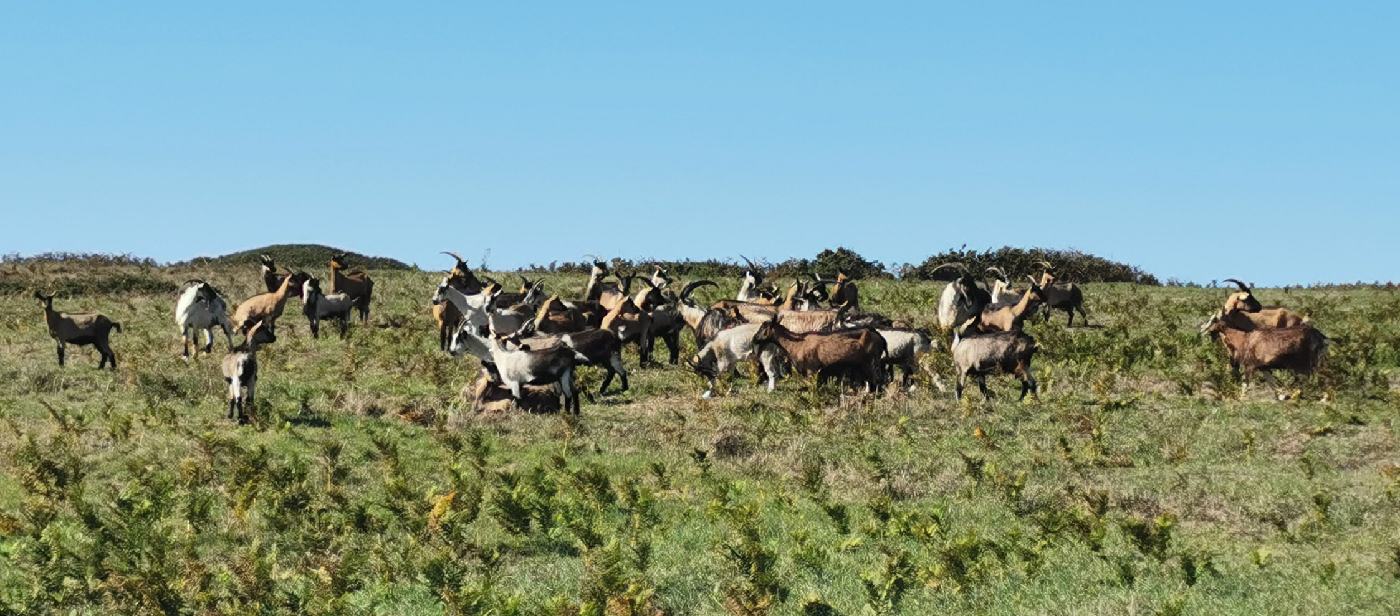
751,320,887,393
222,319,276,424
688,322,785,398
950,326,1039,401
1200,311,1328,394
175,280,233,359
36,291,122,369
453,324,581,414
329,253,373,322
932,263,992,331
877,327,935,392
302,277,356,339
736,255,765,302
232,271,308,334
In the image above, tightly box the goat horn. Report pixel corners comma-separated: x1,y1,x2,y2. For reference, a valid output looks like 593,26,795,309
928,262,968,275
1036,260,1054,270
441,251,466,265
680,279,717,300
1222,278,1251,292
739,255,756,270
984,266,1008,281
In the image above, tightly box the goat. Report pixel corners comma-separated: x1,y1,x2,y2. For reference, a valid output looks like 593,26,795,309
584,260,629,310
813,271,860,310
468,367,561,414
950,326,1039,400
932,263,992,331
175,280,233,359
232,271,307,334
259,254,288,293
534,295,588,334
672,280,727,346
484,282,548,336
650,265,674,289
328,253,374,323
1200,311,1328,394
601,297,654,365
1035,262,1091,326
455,323,581,414
433,252,487,350
877,327,934,392
977,277,1046,333
35,291,121,369
736,255,765,301
751,320,886,393
302,277,356,339
629,277,688,364
1218,278,1307,329
687,322,784,398
221,319,276,424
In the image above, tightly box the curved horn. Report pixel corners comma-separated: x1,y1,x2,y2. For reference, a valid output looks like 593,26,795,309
441,251,466,265
984,266,1008,282
739,255,756,271
1222,278,1251,292
519,274,532,287
680,279,717,300
928,262,969,275
1036,260,1055,271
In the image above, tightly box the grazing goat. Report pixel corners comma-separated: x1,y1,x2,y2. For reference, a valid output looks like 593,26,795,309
950,327,1039,400
36,291,121,369
232,271,307,334
932,263,992,331
877,327,934,392
175,280,233,359
752,320,886,393
977,277,1046,333
259,254,288,293
1036,262,1091,326
302,278,356,339
688,322,784,398
221,319,276,424
329,253,373,323
1200,311,1328,393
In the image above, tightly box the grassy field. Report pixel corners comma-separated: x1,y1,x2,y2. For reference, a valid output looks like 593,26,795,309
0,260,1397,615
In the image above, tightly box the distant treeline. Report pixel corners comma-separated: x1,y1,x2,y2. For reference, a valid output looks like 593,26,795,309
176,244,412,271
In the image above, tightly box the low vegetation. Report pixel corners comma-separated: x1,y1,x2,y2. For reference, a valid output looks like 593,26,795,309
0,255,1397,614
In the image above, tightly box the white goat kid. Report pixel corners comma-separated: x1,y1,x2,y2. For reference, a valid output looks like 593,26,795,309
174,280,234,360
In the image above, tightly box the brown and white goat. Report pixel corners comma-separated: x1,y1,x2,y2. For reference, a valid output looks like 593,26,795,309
584,260,629,310
329,253,373,323
259,254,288,293
222,319,276,424
977,277,1046,333
601,297,653,364
813,271,860,310
1200,311,1328,393
36,291,122,369
433,252,487,350
751,319,886,392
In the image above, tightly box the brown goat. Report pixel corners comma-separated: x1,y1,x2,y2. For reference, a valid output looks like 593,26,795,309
1201,311,1328,392
1217,279,1307,330
232,271,307,334
752,319,886,392
329,253,373,323
534,295,587,334
977,277,1046,333
601,297,653,364
35,291,122,369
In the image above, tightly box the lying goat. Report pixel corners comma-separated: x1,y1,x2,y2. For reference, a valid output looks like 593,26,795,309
175,280,233,360
36,291,122,369
222,319,276,424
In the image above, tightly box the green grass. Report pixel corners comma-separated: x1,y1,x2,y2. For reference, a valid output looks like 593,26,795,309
0,262,1397,614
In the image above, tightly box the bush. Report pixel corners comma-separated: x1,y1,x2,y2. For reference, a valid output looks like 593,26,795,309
903,247,1159,284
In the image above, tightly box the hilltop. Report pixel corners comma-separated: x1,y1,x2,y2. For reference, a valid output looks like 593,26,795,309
176,244,413,271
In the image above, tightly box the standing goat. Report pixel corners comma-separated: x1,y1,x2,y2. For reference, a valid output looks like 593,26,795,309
950,326,1039,401
232,271,307,334
1218,278,1307,329
813,271,860,310
688,322,785,398
221,319,276,424
751,320,886,393
977,277,1046,333
302,278,356,339
455,324,581,414
1200,311,1328,395
329,253,373,323
175,280,233,359
259,254,288,293
433,251,487,350
878,327,935,392
932,263,992,331
35,291,121,369
1036,262,1090,326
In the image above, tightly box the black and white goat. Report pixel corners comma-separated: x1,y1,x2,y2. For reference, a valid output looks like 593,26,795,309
302,278,356,339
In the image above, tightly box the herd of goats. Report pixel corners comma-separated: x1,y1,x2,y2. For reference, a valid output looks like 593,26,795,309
30,253,1329,421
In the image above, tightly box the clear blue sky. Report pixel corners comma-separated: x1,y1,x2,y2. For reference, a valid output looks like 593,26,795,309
2,3,1396,285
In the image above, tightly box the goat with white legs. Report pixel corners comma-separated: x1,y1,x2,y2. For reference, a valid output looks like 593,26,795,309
302,278,356,339
175,280,233,360
687,322,784,398
35,291,122,369
932,263,993,331
950,324,1039,401
222,319,276,424
453,323,581,414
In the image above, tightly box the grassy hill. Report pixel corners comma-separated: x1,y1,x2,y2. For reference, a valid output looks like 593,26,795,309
0,264,1396,614
178,244,413,271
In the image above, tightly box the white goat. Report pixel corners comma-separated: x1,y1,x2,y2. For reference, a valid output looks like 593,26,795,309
877,328,935,392
687,322,784,398
174,280,233,360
